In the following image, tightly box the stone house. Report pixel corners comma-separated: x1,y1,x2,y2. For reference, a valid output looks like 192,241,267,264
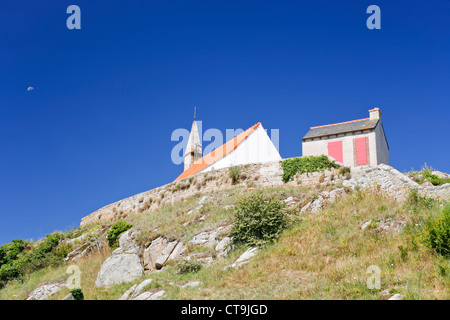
302,108,389,167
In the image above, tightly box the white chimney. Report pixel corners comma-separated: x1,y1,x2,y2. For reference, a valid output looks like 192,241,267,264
369,107,381,120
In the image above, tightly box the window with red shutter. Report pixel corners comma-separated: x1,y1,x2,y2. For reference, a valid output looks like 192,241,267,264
355,137,368,166
328,141,343,163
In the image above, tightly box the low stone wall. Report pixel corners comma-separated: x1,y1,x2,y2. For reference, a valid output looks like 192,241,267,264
80,161,284,227
80,161,450,227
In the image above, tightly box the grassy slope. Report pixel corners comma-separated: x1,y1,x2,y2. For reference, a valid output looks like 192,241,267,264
1,185,449,300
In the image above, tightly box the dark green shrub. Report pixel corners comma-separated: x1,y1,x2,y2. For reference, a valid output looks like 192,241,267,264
107,220,132,248
339,167,351,176
177,260,202,274
281,155,339,183
423,203,450,257
0,239,28,267
70,288,84,300
229,166,241,185
0,233,65,287
230,194,289,247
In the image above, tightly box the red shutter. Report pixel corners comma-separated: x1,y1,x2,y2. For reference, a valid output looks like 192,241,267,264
328,141,343,163
355,137,368,166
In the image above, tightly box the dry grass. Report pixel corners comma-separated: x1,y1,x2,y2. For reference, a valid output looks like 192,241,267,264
1,185,448,300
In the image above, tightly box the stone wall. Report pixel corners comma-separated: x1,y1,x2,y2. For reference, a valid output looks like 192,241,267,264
80,161,450,227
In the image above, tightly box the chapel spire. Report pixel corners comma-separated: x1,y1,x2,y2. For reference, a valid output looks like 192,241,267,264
184,107,202,171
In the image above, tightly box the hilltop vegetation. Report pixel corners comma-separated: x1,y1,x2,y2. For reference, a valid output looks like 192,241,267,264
0,187,449,300
0,157,449,300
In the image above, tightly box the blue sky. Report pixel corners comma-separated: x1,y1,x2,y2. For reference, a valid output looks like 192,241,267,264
0,0,449,245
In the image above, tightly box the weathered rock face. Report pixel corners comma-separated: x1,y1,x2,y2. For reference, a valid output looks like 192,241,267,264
226,247,259,269
118,229,141,255
143,237,186,270
343,164,450,201
301,188,347,213
118,278,166,300
64,226,108,262
155,240,179,269
143,237,167,271
431,171,449,180
95,230,144,288
388,293,404,300
62,293,75,300
215,237,232,258
133,290,165,300
27,283,65,300
95,253,144,288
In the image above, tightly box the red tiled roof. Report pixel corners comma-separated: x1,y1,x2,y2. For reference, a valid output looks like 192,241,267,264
174,122,261,181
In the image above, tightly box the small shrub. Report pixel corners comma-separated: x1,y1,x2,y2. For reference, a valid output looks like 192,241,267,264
70,288,84,300
423,203,450,257
229,166,241,185
177,260,202,274
230,194,289,247
406,189,437,211
398,245,408,261
0,233,65,287
281,155,339,183
107,220,132,248
339,167,351,176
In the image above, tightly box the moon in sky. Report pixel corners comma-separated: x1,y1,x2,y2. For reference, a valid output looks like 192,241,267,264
27,86,34,91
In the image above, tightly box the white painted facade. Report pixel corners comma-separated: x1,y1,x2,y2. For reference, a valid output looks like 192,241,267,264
302,108,389,167
201,124,282,173
302,130,377,166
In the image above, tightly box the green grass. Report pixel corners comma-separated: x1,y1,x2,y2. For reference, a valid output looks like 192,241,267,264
1,184,448,300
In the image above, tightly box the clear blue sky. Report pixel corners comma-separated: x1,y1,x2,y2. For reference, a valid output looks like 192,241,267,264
1,0,449,245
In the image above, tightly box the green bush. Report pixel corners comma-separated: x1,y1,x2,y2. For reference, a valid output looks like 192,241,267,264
0,233,65,288
281,155,339,183
70,288,84,300
230,194,289,247
423,203,450,257
229,166,241,185
107,220,133,248
177,260,202,274
422,170,444,186
0,239,28,267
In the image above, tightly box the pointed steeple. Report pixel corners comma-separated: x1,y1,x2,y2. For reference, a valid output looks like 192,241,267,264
184,108,202,171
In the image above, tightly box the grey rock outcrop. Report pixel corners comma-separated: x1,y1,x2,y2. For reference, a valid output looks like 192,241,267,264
119,278,154,300
62,293,75,300
301,188,346,213
27,283,65,300
215,237,232,258
143,237,168,270
133,290,166,300
227,247,259,269
155,240,178,269
343,164,450,201
95,252,144,287
388,293,404,300
143,237,185,271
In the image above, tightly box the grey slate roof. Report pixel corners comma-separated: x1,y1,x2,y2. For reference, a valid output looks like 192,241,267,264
302,118,379,140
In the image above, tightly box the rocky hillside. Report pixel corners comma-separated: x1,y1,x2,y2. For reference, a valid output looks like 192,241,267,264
0,159,449,300
80,160,450,226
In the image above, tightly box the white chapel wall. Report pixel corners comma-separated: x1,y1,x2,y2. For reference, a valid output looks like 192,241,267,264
201,125,282,173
